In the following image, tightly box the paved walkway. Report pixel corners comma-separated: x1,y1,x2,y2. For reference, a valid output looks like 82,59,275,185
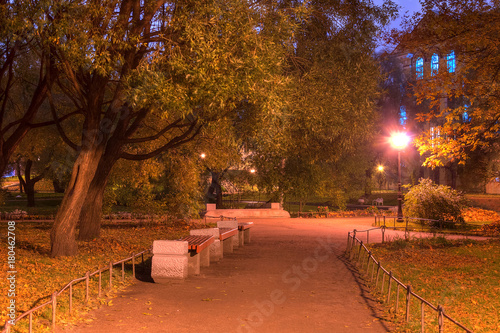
62,218,406,332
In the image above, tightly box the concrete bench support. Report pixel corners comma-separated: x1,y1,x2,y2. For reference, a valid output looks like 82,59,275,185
188,252,201,275
217,220,239,247
238,229,245,246
222,236,234,253
238,222,253,245
179,235,214,276
219,227,238,254
190,228,222,262
244,228,251,243
151,240,189,282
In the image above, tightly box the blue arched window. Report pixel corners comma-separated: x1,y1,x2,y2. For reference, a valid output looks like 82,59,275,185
463,104,470,122
431,54,439,76
416,57,424,79
399,106,407,127
447,51,456,73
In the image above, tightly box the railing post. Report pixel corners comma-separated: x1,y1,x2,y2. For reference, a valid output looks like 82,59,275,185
109,261,113,290
69,283,73,314
406,285,412,322
371,258,376,282
4,321,11,333
357,241,363,261
381,271,386,293
383,215,386,228
375,261,381,287
52,292,57,331
85,271,90,303
346,232,351,253
366,251,372,272
438,305,444,333
29,312,32,332
387,271,393,303
98,268,102,298
382,226,385,243
122,261,125,281
396,285,400,313
421,301,425,333
132,253,136,279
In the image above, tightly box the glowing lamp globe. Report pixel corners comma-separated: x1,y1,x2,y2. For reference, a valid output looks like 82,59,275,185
390,132,410,150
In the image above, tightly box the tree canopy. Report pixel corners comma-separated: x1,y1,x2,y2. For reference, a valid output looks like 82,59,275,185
392,0,500,168
250,0,397,206
42,0,307,256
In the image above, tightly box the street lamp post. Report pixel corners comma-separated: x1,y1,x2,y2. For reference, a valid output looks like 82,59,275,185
390,132,410,222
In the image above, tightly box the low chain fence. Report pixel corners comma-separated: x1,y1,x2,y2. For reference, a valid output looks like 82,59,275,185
1,249,150,333
346,228,473,333
203,214,237,223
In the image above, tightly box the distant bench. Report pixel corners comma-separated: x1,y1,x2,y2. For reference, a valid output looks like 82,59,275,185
238,222,253,245
219,227,238,253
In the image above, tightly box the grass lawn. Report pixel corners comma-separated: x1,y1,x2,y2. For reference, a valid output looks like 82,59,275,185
0,219,202,332
366,237,500,333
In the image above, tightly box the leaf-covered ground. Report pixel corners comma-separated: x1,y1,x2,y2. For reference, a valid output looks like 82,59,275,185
0,220,201,332
367,237,500,332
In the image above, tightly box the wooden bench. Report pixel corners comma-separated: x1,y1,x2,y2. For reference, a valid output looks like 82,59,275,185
190,228,222,262
219,227,238,253
178,235,214,275
238,222,254,246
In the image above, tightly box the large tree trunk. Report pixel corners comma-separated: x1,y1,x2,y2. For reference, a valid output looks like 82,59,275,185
25,182,36,207
77,154,117,240
50,149,104,257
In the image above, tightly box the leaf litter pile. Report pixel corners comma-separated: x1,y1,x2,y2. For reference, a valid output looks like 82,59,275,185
0,220,202,332
367,237,500,332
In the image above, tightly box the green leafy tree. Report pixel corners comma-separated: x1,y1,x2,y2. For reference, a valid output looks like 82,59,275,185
43,0,305,256
404,178,468,222
11,115,75,206
250,0,397,207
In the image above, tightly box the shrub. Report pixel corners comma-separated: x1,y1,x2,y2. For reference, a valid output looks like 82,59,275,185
404,178,468,223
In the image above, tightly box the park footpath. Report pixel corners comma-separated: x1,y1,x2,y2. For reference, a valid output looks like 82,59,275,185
62,217,427,333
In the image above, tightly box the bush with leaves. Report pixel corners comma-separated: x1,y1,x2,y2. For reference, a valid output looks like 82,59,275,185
403,178,468,223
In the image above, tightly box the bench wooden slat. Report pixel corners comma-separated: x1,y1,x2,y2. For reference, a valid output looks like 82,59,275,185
219,227,238,241
238,222,253,230
178,235,214,254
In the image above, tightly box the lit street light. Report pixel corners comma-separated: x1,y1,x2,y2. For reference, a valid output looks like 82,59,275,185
390,132,410,222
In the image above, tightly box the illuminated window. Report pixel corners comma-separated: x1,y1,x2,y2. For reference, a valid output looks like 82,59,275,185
431,54,439,76
399,106,407,126
430,126,440,147
416,57,424,79
463,104,470,122
447,51,455,73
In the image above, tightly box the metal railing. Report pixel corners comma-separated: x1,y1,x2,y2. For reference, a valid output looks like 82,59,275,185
1,249,150,333
204,214,237,223
374,215,473,234
346,228,473,333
